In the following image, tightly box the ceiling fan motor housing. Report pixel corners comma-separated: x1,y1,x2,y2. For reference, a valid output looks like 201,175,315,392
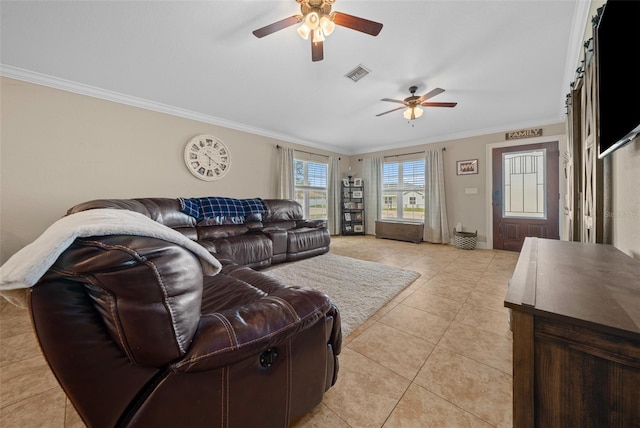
300,0,333,15
405,86,420,105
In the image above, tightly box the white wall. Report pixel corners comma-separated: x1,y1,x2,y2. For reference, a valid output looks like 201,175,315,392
0,77,346,263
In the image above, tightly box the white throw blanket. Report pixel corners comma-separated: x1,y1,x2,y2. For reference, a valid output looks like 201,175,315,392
0,209,222,308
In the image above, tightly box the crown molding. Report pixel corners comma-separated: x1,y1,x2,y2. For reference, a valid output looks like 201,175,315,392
0,64,342,153
560,0,592,107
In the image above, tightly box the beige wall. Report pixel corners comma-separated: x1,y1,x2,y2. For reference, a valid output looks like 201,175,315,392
610,139,640,259
1,75,564,261
349,124,566,248
3,21,638,262
0,77,345,263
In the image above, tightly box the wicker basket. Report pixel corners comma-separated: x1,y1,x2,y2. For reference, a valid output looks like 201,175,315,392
453,230,477,250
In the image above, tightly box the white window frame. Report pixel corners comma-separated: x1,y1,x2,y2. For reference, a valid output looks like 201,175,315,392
294,158,328,220
381,157,425,222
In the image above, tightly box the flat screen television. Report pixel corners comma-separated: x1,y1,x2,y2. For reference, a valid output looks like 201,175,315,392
594,0,640,158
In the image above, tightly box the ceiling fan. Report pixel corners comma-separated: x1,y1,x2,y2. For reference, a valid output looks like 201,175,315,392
252,0,383,62
376,86,458,120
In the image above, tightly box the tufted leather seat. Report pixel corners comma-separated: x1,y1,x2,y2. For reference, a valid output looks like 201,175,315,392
29,233,341,427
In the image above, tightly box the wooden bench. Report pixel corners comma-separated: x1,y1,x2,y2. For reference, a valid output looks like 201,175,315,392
375,221,423,243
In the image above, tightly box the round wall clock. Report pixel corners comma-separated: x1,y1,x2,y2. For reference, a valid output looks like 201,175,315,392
183,134,231,181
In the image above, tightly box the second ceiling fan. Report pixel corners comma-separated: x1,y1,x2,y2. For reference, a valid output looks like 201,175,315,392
252,0,383,62
377,86,458,120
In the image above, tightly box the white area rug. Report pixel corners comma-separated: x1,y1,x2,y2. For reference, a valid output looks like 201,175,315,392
263,253,421,337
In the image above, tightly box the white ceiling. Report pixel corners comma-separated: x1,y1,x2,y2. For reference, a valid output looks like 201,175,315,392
0,0,590,155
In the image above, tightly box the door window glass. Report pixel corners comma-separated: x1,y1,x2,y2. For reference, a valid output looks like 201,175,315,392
503,149,546,218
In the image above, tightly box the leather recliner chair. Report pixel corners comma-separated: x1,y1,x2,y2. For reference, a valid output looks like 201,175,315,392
28,234,341,427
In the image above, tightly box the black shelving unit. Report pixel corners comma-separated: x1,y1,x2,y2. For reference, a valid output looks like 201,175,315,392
341,178,365,235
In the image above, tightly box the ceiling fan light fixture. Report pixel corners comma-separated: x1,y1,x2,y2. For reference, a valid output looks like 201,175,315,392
252,0,383,62
320,15,335,36
305,11,320,30
404,106,423,120
297,23,311,39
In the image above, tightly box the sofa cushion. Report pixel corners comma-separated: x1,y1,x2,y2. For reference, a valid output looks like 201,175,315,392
198,235,273,269
198,216,246,226
197,225,250,240
262,199,304,222
287,227,331,255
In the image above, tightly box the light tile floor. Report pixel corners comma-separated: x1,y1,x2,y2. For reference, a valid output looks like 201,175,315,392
0,235,518,427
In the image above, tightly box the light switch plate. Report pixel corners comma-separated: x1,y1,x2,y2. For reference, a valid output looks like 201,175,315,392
465,187,478,195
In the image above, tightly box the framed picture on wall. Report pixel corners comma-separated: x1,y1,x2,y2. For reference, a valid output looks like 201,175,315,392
456,159,479,175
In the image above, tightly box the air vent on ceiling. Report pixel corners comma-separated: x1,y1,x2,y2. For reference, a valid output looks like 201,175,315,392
345,64,370,82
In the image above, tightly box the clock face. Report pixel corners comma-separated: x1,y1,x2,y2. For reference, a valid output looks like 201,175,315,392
183,135,230,181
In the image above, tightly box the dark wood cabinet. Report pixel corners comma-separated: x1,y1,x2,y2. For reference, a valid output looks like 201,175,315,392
505,238,640,428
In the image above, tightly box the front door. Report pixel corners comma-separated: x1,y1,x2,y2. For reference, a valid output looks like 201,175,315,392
492,141,559,251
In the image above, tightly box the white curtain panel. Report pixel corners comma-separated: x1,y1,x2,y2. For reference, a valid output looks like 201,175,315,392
362,157,383,235
277,146,295,200
327,156,342,235
424,149,450,243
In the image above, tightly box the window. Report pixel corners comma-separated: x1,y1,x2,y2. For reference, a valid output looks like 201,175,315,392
294,159,328,219
382,158,425,221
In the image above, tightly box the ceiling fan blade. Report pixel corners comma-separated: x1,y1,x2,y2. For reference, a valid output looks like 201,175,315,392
417,88,445,103
376,106,405,117
421,102,458,108
381,98,407,105
332,12,383,36
311,31,324,61
311,39,324,62
252,15,302,38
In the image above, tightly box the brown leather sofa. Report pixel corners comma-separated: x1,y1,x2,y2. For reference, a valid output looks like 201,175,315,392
29,221,341,426
67,197,330,269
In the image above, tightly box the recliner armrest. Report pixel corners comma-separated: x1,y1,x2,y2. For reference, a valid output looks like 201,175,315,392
172,286,336,372
296,219,326,228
